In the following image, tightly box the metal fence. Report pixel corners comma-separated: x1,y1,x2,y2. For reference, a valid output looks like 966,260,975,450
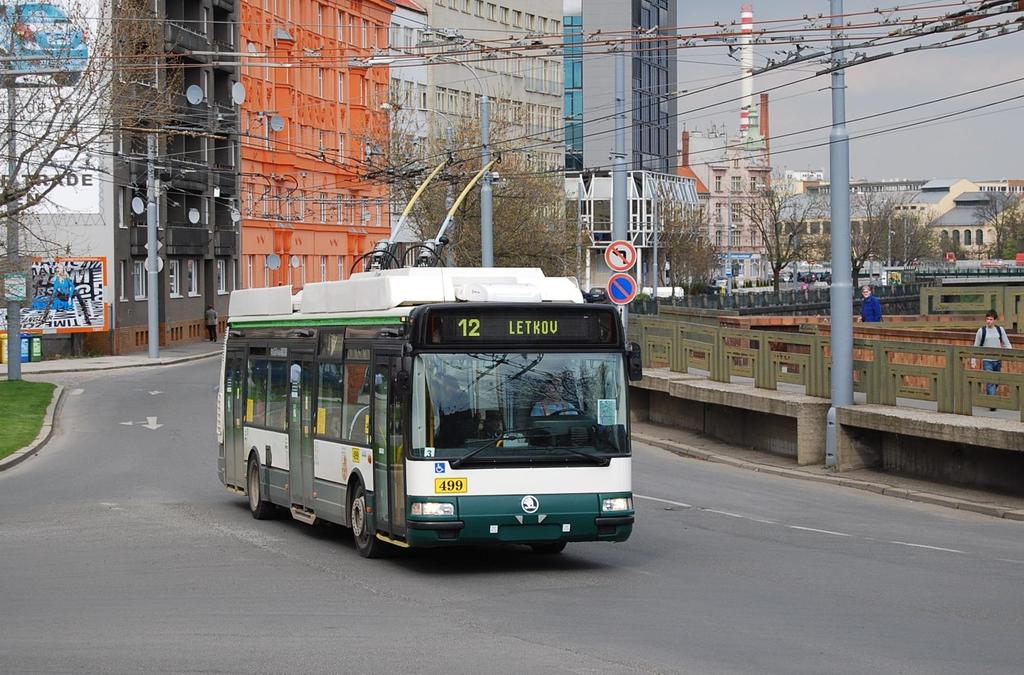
630,315,1024,420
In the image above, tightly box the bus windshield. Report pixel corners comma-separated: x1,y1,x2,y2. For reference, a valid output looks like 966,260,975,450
412,352,630,465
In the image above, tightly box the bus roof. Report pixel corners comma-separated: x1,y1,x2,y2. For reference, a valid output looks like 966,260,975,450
228,267,584,322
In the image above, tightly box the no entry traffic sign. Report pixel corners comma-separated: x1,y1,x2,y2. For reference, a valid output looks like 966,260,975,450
604,240,637,272
607,273,638,305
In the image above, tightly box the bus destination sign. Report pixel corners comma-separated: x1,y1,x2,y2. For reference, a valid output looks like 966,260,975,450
423,307,617,346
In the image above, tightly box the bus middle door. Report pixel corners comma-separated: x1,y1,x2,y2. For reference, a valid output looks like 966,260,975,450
223,349,246,488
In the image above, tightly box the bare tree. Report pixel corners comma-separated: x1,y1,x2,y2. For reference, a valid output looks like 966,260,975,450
1,0,175,268
366,99,574,274
976,192,1024,259
742,178,819,293
889,208,936,265
657,199,718,295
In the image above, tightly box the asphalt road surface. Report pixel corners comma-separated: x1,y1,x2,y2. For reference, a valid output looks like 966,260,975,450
1,360,1022,674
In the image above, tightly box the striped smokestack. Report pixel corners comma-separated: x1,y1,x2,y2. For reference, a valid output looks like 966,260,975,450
740,4,754,139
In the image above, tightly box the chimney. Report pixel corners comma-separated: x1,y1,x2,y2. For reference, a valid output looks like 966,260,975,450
680,131,690,168
760,92,770,161
739,4,754,138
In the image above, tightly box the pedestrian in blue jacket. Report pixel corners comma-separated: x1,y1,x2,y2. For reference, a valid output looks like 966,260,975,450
858,285,882,322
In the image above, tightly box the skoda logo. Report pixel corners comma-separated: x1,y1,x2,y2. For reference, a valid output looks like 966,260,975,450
521,495,539,514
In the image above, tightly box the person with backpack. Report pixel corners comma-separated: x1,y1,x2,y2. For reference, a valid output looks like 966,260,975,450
974,309,1012,402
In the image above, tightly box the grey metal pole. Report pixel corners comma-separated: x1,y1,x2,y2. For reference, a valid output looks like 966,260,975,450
612,42,628,334
826,0,853,467
5,86,20,379
480,95,493,267
146,134,160,359
725,189,733,297
651,181,659,303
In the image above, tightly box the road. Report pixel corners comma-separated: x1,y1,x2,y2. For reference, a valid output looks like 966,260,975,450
1,360,1022,674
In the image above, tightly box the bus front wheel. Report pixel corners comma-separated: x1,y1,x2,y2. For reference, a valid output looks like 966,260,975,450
247,457,274,520
350,483,384,558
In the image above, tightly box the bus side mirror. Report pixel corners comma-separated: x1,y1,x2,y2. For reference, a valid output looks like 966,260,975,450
626,342,643,381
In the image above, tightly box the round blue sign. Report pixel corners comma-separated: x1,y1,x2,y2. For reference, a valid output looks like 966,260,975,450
607,273,637,305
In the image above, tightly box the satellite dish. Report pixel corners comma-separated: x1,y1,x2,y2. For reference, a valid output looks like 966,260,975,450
266,254,281,270
131,196,145,214
231,82,246,105
269,114,285,132
290,256,302,269
187,208,201,224
185,85,204,105
229,207,241,223
246,42,258,54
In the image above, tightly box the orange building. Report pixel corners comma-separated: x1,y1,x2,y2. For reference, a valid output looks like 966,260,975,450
239,0,394,289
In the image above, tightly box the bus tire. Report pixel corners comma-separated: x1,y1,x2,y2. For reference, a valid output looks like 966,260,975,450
530,541,567,554
349,482,384,558
247,456,274,520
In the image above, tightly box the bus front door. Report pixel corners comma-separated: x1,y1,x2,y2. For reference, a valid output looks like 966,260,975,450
371,354,407,542
223,350,245,488
288,358,315,515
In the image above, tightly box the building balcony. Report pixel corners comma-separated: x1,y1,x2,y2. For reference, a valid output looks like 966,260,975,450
213,163,237,192
212,0,234,14
165,22,209,55
166,159,209,191
129,225,151,257
213,228,238,257
165,225,210,257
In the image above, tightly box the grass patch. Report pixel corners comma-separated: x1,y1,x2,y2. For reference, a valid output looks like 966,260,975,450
0,381,56,461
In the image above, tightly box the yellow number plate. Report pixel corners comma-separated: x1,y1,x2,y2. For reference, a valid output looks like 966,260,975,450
434,477,468,494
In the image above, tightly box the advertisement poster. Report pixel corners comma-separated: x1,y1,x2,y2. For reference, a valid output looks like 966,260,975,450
0,257,107,333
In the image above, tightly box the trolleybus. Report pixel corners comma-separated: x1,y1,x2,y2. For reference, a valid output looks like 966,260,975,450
217,267,641,557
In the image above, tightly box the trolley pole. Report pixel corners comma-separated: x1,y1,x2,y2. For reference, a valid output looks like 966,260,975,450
611,42,628,334
826,0,853,467
5,86,20,380
146,134,160,359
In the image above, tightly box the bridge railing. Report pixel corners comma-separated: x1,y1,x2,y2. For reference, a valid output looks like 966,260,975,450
631,316,1024,421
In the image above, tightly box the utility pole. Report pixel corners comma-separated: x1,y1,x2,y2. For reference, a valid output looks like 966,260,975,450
480,95,493,267
444,124,455,266
725,188,733,297
826,0,853,467
4,86,20,380
612,41,628,334
146,134,160,358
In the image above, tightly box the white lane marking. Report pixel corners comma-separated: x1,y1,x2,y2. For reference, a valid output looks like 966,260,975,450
635,494,693,509
748,517,778,525
789,525,851,537
995,558,1024,565
704,508,748,519
889,541,965,554
69,388,84,396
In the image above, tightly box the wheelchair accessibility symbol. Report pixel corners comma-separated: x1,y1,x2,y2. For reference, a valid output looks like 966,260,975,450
434,462,446,474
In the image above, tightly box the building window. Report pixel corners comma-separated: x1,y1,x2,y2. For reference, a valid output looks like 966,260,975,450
731,175,742,192
247,255,253,288
976,229,984,246
338,72,345,102
187,259,199,296
964,229,972,246
169,259,181,297
216,259,227,294
714,174,723,192
953,230,961,246
318,68,325,97
133,261,147,300
119,261,127,301
320,255,327,281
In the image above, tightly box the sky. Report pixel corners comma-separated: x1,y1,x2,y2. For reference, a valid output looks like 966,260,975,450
677,1,1024,181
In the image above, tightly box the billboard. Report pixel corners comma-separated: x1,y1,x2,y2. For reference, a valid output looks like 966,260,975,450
0,257,107,333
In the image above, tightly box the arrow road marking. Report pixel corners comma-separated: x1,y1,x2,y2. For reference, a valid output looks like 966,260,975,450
149,391,163,396
119,417,163,430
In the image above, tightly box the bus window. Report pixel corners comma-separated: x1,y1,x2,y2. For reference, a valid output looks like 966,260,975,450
246,359,268,426
266,361,288,430
318,362,344,438
343,360,370,445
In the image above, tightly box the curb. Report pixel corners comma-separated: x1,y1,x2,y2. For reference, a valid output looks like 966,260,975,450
0,384,64,472
633,430,1024,521
0,350,219,376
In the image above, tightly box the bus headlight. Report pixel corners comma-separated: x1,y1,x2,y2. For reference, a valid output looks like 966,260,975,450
601,497,633,512
411,502,455,517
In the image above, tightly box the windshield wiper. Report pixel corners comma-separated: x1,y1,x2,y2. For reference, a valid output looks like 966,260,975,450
449,427,542,469
550,445,610,466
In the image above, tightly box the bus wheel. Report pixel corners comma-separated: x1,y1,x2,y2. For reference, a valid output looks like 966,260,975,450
350,483,383,558
530,541,567,554
247,457,274,520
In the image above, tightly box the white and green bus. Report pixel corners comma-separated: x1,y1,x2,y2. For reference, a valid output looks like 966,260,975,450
217,267,641,557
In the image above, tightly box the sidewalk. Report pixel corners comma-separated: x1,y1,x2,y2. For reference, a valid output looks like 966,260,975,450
632,420,1024,521
0,340,221,377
